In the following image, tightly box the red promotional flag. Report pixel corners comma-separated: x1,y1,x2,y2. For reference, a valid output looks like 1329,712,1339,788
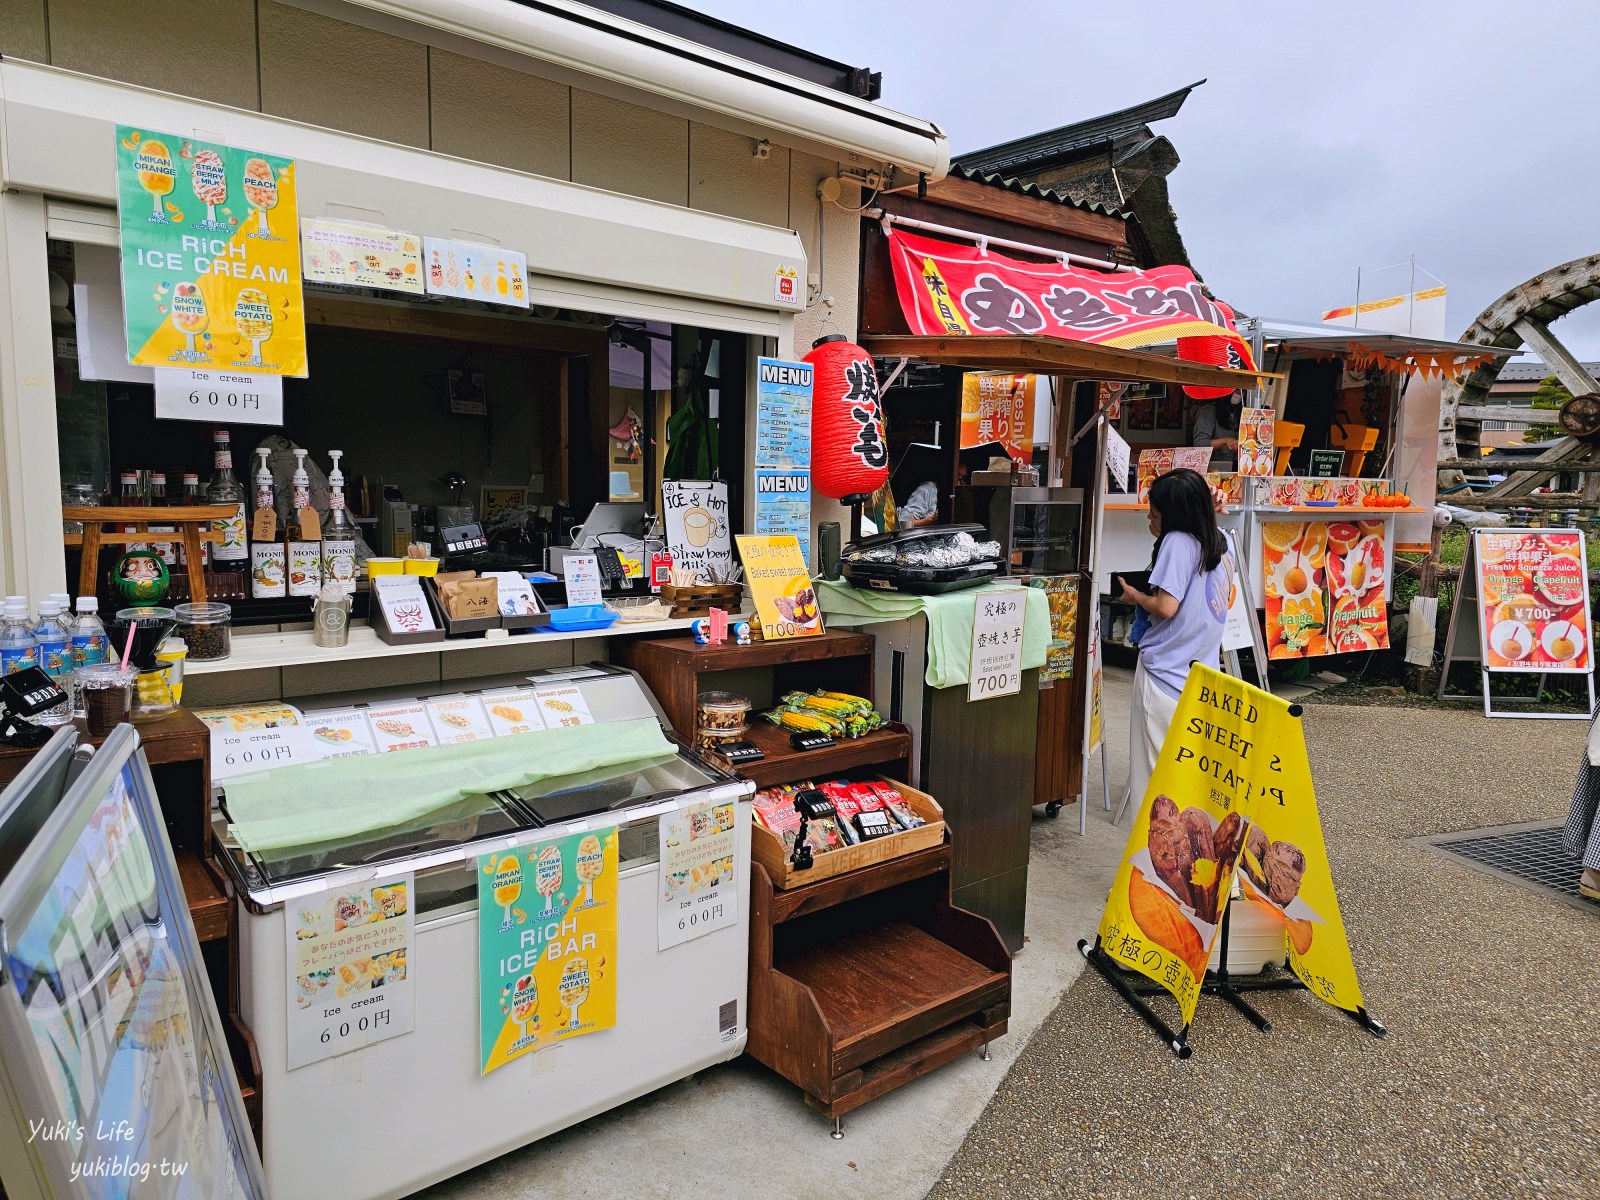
885,227,1254,370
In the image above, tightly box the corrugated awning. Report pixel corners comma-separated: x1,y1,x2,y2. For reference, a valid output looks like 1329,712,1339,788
861,335,1273,389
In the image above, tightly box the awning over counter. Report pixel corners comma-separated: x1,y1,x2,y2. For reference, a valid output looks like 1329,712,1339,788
861,334,1270,390
1248,317,1520,378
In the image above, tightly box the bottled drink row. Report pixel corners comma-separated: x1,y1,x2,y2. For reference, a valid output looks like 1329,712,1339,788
0,592,108,725
95,429,360,600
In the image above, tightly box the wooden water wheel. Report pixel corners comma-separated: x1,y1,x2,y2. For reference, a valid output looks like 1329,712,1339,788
1558,392,1600,442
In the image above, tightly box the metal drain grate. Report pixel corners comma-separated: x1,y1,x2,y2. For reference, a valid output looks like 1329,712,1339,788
1430,823,1595,909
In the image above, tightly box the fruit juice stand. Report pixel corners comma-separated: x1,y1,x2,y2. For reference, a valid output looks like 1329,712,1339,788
1094,317,1518,663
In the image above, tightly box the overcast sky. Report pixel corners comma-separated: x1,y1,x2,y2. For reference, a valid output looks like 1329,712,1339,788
696,0,1600,364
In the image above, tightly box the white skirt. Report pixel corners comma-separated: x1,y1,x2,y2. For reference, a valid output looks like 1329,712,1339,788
1127,659,1181,813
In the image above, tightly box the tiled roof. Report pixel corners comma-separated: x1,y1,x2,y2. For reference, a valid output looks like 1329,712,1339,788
1495,359,1600,383
949,165,1128,218
954,81,1203,175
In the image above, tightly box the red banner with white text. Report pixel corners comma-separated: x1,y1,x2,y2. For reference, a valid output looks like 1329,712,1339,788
885,227,1254,369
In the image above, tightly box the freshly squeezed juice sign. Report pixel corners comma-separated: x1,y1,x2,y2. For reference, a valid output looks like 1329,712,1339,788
115,127,307,376
1473,529,1591,671
478,828,618,1074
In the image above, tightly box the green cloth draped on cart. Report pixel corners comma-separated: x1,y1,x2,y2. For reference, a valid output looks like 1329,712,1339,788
815,579,1050,689
225,718,674,853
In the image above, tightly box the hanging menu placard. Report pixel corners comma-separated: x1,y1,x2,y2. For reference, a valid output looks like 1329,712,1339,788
423,237,529,307
301,218,423,294
114,126,307,375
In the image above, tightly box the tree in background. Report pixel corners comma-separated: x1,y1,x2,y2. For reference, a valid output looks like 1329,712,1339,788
1524,375,1571,443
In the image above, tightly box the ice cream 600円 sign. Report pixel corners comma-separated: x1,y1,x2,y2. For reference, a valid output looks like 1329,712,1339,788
115,126,307,376
478,828,618,1074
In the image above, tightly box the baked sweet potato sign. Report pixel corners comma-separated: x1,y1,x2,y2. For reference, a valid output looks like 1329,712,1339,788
1094,664,1365,1028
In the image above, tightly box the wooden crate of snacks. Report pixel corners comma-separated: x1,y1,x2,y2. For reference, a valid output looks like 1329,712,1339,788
752,778,944,889
661,582,743,619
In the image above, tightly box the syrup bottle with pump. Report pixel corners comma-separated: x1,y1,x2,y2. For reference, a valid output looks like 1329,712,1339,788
250,448,286,599
321,451,357,595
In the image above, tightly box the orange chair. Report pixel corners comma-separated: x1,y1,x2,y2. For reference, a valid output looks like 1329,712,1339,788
1273,421,1305,475
1330,424,1379,477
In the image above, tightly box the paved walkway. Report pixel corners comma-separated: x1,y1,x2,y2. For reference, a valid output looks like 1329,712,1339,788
422,680,1597,1200
930,702,1598,1200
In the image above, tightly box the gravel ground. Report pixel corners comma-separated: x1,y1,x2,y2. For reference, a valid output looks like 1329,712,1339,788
929,704,1600,1200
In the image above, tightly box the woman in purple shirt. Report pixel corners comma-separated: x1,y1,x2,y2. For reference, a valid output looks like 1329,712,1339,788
1115,469,1230,809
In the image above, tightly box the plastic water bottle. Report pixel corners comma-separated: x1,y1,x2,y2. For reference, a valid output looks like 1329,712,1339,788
0,598,38,677
30,601,72,725
71,597,108,717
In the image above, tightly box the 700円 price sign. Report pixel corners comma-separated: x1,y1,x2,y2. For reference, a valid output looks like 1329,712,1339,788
968,588,1027,702
154,367,283,425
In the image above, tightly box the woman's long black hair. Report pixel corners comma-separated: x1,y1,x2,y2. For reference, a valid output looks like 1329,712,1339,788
1148,468,1225,572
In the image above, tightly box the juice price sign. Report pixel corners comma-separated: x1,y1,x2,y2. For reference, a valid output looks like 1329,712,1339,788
1474,529,1591,671
478,828,619,1074
115,127,306,376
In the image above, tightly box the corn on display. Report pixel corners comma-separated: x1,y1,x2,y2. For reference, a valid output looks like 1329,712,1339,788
763,690,884,739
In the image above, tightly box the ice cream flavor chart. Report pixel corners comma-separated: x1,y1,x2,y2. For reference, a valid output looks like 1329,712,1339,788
478,828,619,1074
115,126,306,376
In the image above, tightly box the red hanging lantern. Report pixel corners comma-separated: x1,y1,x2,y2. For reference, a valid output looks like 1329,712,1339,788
1178,334,1235,400
804,335,890,502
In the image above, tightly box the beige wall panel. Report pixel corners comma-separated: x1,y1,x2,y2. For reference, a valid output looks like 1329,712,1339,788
688,124,789,228
184,668,285,709
571,89,687,206
440,640,576,680
258,1,428,148
0,0,48,62
430,49,570,180
49,0,260,110
789,151,861,353
282,654,439,698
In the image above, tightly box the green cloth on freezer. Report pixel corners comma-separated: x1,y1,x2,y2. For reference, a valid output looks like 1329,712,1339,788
816,579,1050,689
224,717,674,853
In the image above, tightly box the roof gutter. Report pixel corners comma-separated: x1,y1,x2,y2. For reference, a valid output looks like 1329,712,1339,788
325,0,950,178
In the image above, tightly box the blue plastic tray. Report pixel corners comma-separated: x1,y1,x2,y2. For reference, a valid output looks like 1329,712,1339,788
545,604,618,632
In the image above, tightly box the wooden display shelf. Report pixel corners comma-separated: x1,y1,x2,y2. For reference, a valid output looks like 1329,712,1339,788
176,846,230,942
729,721,912,789
748,845,1011,1121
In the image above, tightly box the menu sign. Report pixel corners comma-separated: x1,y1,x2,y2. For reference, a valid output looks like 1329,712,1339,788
657,797,739,950
286,874,415,1070
115,126,307,375
301,217,424,294
753,357,814,560
968,587,1027,701
1473,529,1591,671
1027,574,1079,683
423,236,529,307
1237,406,1275,477
661,480,735,584
737,534,822,639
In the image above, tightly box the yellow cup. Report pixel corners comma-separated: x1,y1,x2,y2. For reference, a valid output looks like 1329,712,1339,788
404,558,440,577
367,557,405,577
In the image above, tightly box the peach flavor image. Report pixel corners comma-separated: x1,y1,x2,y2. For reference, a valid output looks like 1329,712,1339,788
242,157,279,237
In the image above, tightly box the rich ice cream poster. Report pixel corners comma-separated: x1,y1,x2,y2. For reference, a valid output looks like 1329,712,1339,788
477,828,618,1074
115,126,307,376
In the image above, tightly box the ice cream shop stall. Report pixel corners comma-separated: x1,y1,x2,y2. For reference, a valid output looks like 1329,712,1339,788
1094,316,1514,664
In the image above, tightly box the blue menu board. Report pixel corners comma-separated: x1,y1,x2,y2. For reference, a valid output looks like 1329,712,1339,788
754,356,813,565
